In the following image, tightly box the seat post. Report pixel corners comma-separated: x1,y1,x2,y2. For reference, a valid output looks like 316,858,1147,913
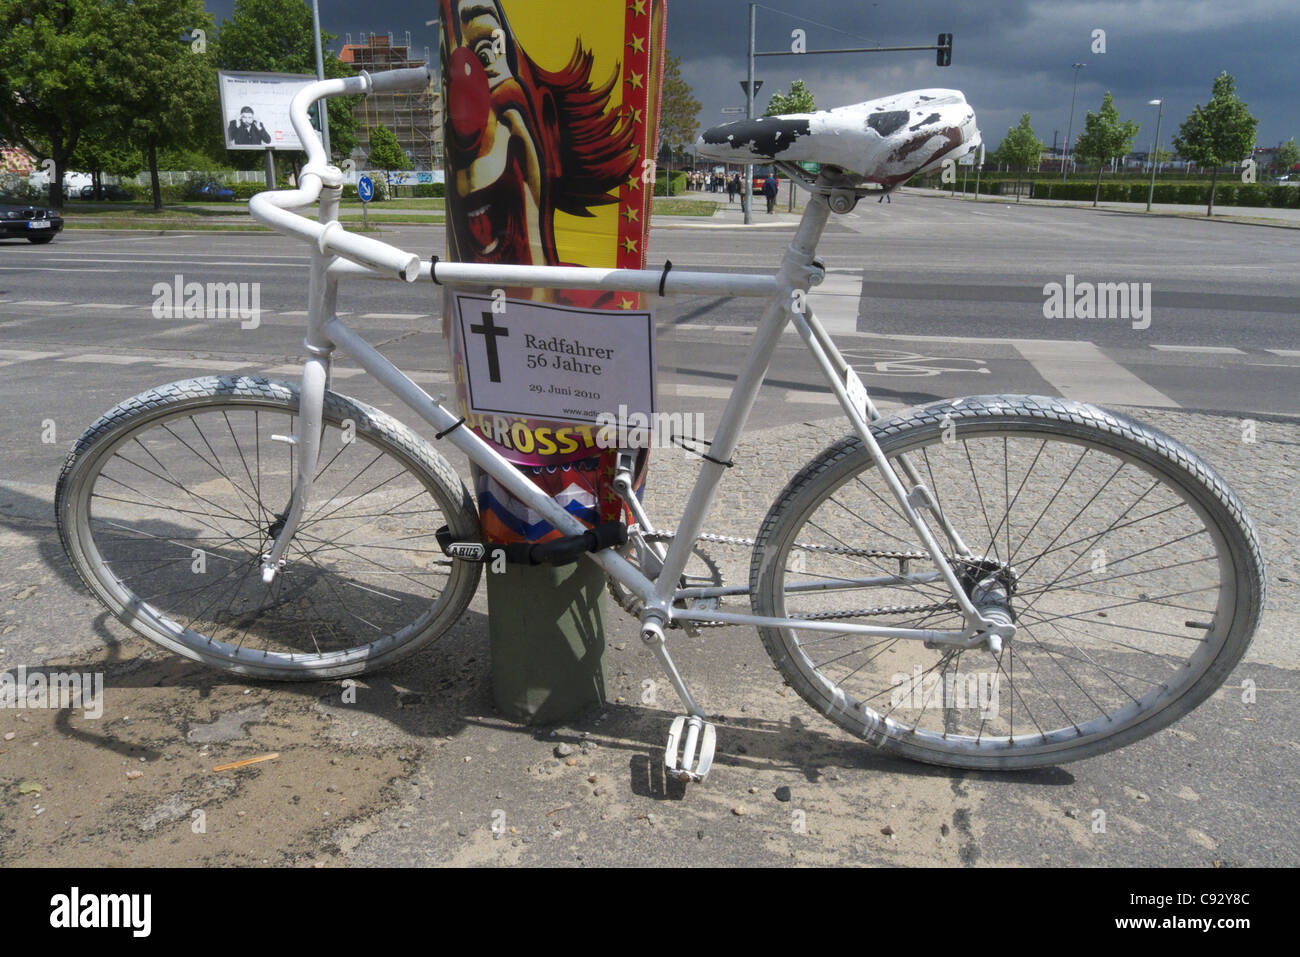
650,193,833,605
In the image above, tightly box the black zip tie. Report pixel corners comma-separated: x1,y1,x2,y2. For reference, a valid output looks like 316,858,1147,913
435,416,465,440
671,433,733,468
658,259,673,297
430,254,442,284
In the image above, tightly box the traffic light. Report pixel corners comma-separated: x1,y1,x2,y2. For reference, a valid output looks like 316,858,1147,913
937,32,952,67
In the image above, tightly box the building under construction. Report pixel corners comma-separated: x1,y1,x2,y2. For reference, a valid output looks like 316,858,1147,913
339,35,443,170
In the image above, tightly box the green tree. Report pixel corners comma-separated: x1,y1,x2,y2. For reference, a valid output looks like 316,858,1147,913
764,79,815,117
1272,138,1299,177
96,0,216,210
1072,91,1140,207
1172,72,1259,216
217,0,359,164
0,0,114,208
658,51,700,196
69,131,144,199
998,113,1043,202
367,124,405,173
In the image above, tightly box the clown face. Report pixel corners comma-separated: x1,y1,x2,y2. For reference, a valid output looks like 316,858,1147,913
442,0,548,265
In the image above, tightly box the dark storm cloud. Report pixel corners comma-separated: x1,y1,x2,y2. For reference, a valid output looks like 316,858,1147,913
205,0,1298,148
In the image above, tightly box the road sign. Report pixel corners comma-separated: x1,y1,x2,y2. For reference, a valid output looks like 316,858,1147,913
357,176,374,203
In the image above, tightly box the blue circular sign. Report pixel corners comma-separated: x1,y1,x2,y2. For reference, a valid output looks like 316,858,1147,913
357,176,374,203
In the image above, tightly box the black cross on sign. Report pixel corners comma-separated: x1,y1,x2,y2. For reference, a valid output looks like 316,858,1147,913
470,312,509,382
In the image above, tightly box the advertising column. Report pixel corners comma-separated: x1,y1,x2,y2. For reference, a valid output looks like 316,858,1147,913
438,0,667,721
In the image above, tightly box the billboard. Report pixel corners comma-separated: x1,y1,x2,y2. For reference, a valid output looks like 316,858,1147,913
217,71,317,151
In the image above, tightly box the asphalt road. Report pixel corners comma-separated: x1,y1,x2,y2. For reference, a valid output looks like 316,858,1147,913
1,199,1297,867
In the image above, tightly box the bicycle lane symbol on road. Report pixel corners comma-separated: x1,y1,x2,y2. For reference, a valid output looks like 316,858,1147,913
839,348,991,378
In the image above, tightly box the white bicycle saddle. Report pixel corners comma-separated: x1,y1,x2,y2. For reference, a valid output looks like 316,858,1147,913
696,88,981,186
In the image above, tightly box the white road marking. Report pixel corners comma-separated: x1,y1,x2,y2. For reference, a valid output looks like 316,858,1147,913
782,390,840,405
1266,349,1300,358
151,323,212,338
0,267,116,273
0,348,62,369
1010,339,1179,408
808,269,863,336
260,364,363,379
81,302,133,310
12,300,71,306
11,256,309,269
52,234,198,245
1150,344,1245,354
150,358,249,372
672,384,736,399
58,353,150,365
359,312,429,320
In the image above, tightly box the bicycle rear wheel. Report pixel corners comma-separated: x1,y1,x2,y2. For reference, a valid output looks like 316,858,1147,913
56,376,482,679
750,395,1264,769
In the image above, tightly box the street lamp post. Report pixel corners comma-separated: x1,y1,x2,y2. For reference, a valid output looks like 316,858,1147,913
311,0,330,157
743,2,756,225
1062,62,1085,182
1146,98,1164,213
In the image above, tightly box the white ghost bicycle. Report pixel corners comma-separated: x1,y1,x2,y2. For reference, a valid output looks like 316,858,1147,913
56,67,1264,777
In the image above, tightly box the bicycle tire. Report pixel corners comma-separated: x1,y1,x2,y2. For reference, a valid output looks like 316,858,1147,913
56,375,482,680
750,395,1264,769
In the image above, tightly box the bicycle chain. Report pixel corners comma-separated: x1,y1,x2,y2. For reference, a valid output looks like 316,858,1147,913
645,529,929,562
790,601,959,621
610,530,938,627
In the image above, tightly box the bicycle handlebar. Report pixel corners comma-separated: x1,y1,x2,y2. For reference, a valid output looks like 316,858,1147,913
247,66,434,281
363,65,435,94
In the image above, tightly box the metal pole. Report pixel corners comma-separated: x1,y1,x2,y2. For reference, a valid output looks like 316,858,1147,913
1062,62,1084,182
1146,98,1163,212
311,0,331,158
744,3,755,225
264,147,276,190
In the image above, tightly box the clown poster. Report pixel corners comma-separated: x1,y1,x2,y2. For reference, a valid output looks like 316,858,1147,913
438,0,667,545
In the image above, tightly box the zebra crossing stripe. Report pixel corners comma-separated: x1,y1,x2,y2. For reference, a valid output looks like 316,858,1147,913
1010,339,1179,408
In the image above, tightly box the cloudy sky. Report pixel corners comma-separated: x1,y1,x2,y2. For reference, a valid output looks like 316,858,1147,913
206,0,1298,150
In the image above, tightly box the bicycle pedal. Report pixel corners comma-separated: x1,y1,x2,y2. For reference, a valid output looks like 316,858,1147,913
665,714,716,784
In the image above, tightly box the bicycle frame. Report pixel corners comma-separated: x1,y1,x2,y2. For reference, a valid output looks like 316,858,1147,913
248,69,1013,658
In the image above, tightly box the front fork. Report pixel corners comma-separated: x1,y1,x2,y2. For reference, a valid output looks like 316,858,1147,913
260,349,331,582
260,184,342,584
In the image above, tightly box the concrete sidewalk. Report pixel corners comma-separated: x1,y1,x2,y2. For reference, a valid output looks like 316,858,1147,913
668,184,1300,229
915,186,1300,226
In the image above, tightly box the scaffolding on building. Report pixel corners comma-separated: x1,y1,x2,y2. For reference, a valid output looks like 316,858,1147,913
339,34,444,170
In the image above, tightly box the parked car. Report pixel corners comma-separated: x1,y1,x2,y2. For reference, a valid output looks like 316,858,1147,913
185,181,236,201
0,193,64,244
80,183,134,200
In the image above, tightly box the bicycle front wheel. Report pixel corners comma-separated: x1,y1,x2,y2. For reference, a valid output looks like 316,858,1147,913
750,395,1264,769
56,376,482,680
